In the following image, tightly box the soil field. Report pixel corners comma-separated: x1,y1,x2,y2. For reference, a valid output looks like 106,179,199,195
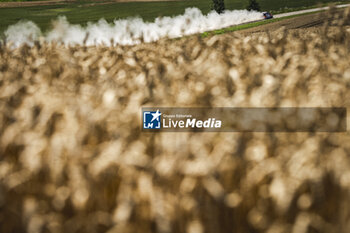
0,0,177,8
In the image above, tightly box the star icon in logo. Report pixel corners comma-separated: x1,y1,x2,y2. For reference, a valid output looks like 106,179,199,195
151,110,161,122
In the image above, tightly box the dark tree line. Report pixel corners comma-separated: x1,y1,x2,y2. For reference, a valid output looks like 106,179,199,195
212,0,261,14
247,0,261,11
212,0,225,14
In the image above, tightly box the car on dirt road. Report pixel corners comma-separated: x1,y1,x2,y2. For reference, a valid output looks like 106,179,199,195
263,12,273,19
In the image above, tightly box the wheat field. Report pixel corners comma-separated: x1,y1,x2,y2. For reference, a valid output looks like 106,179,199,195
1,8,350,233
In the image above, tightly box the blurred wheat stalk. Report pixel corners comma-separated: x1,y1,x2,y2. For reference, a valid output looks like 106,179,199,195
1,7,350,233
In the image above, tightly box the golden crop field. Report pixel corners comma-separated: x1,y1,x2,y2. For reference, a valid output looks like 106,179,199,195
1,8,350,233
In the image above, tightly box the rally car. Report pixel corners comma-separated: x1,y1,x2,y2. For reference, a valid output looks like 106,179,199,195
263,12,273,19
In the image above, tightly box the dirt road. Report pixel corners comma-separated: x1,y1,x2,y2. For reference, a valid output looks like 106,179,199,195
239,8,350,34
274,3,350,18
